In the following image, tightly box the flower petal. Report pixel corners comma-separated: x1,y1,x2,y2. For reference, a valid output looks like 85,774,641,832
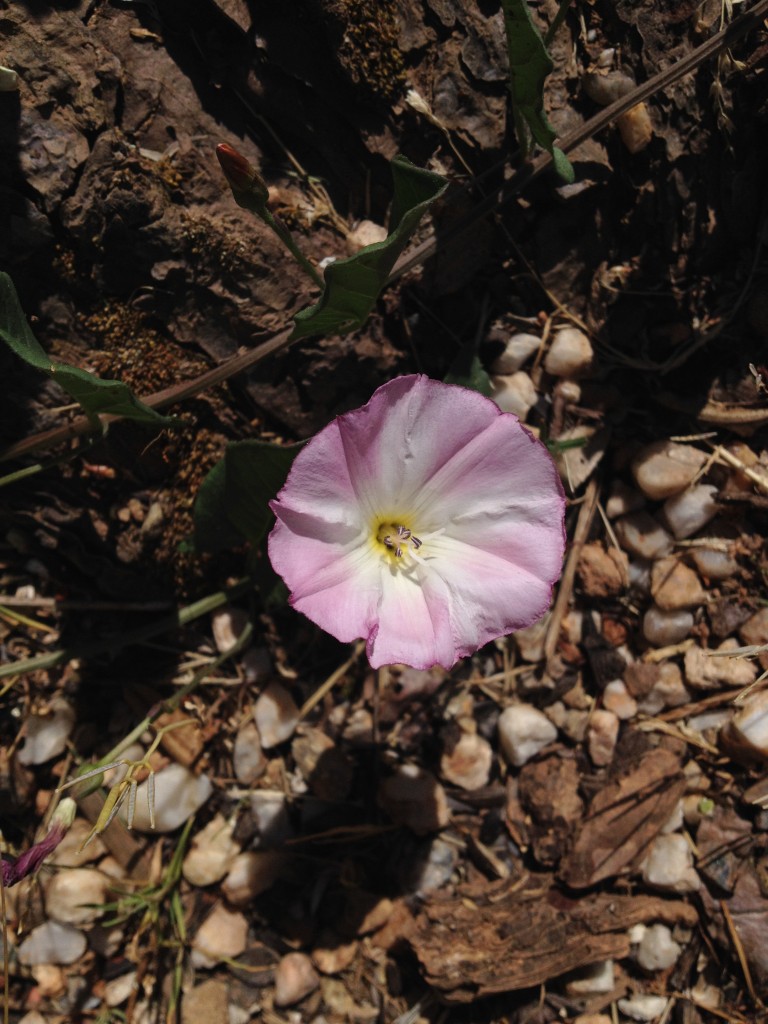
271,422,362,528
335,374,502,515
367,564,455,670
426,533,558,656
412,414,565,537
268,514,381,644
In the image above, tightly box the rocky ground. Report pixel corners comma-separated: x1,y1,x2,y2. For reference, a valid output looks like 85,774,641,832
2,1,768,1023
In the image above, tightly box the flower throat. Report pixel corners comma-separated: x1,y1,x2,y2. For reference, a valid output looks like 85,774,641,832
376,522,423,560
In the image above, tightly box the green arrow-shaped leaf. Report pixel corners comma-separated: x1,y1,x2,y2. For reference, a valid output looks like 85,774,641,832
291,156,449,340
0,273,173,428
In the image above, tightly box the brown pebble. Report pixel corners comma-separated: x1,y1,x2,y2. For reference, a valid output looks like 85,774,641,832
650,557,706,610
577,542,628,597
311,931,358,975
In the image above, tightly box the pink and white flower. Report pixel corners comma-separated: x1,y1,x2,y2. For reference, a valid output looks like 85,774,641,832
268,375,566,670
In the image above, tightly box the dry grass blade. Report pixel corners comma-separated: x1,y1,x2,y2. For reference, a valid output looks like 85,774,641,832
720,899,761,1006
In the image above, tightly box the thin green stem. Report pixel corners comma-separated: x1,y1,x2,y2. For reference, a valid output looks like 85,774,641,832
260,207,324,288
0,577,254,682
0,437,98,489
69,620,253,799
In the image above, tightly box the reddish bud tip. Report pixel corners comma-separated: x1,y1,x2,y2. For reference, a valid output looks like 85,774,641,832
216,143,269,204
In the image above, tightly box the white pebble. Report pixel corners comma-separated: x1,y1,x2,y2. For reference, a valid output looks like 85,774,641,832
514,614,549,662
662,485,719,539
638,662,690,714
631,441,707,500
684,639,758,690
125,762,213,833
191,902,248,968
49,818,106,867
17,698,75,766
18,921,86,965
544,327,594,377
614,512,673,561
233,721,267,784
566,959,614,995
104,971,137,1007
222,851,283,906
618,994,670,1021
583,70,635,105
588,709,619,766
605,481,645,519
642,833,699,892
491,332,541,374
688,709,731,735
182,814,240,887
46,868,107,925
603,680,637,720
253,682,300,748
498,704,557,767
406,836,458,894
346,219,387,253
597,48,615,68
273,952,320,1007
440,730,493,791
691,544,739,581
250,790,293,844
211,606,249,653
660,799,684,834
721,689,768,759
491,371,537,419
642,606,693,646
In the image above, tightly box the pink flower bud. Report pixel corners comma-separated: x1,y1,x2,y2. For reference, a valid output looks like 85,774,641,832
216,143,269,205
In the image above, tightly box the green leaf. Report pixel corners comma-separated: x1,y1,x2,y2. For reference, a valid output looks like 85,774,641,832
444,348,492,397
500,0,575,184
193,439,304,552
291,156,449,340
0,273,174,427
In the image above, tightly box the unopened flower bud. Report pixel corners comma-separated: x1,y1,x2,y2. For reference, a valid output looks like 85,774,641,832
216,143,269,206
1,797,76,887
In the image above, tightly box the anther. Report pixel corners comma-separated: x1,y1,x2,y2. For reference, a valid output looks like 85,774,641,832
378,522,422,559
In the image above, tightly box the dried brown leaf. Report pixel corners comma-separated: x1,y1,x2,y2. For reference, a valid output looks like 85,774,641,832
559,747,685,888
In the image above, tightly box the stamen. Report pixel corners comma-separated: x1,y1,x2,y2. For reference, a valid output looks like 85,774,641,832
376,522,423,560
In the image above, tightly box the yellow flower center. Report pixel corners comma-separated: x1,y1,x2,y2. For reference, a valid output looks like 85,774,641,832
374,520,423,561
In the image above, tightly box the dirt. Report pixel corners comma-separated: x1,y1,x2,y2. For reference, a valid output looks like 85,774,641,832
2,0,768,1022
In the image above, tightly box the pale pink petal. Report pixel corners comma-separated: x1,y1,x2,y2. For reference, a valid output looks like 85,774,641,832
367,566,455,670
272,423,361,527
269,516,381,643
335,375,501,514
426,533,558,655
412,415,565,534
